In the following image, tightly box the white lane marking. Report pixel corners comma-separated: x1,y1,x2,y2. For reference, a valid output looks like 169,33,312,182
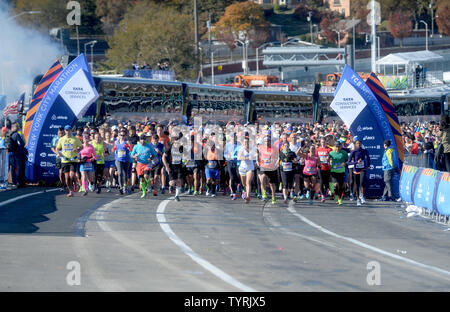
157,198,257,292
287,204,450,278
95,199,229,292
0,188,60,207
262,204,337,249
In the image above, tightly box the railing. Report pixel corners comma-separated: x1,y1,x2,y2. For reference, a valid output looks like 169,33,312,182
403,153,435,169
123,69,175,81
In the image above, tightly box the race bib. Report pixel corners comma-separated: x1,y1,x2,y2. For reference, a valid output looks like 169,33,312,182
118,150,127,158
333,164,344,171
263,159,271,165
172,155,182,165
282,162,293,171
319,156,328,164
305,166,316,174
186,160,196,168
356,162,365,169
84,162,93,170
64,144,73,152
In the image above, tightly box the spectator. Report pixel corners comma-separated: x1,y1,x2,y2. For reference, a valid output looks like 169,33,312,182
381,139,399,201
7,122,28,187
438,115,450,172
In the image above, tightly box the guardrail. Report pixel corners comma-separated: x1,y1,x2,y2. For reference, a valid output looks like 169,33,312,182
403,153,434,169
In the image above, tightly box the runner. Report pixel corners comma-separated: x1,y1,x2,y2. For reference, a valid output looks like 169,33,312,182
237,136,255,204
56,125,82,197
150,134,165,196
257,135,279,204
205,137,221,197
348,139,371,206
224,130,241,200
299,145,319,205
91,132,107,193
184,131,201,196
279,141,298,203
131,135,157,198
51,127,65,190
79,134,97,196
112,129,133,195
290,133,304,200
329,141,349,206
163,132,184,201
103,130,116,192
316,137,332,203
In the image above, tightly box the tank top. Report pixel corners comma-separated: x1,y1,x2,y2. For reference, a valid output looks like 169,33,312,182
303,154,318,176
92,141,105,164
104,141,115,162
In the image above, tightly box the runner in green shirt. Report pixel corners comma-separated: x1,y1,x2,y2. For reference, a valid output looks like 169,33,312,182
328,141,348,206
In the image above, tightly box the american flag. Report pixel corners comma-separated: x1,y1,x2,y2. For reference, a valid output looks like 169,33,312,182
4,93,25,117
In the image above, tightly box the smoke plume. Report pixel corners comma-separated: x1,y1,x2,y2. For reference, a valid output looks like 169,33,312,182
0,1,62,110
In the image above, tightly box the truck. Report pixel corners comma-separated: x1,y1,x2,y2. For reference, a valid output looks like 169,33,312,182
217,75,293,91
323,72,373,87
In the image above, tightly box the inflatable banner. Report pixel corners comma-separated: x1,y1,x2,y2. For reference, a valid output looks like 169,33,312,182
399,165,420,203
330,65,398,198
23,60,63,144
25,54,99,183
436,172,450,215
412,168,440,211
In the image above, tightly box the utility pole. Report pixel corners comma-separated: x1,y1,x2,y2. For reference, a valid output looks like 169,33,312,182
194,0,200,74
371,0,377,73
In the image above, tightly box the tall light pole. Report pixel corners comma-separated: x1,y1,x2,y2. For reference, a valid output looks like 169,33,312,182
370,0,377,73
235,39,248,75
307,12,313,44
194,0,200,75
429,1,434,38
256,42,273,76
84,40,97,71
420,20,429,50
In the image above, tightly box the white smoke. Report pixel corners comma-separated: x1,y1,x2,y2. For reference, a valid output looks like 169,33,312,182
0,1,62,109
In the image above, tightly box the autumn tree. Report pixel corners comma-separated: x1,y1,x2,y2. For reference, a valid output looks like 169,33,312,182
436,0,450,36
95,0,136,36
214,1,270,49
389,10,413,47
105,1,196,79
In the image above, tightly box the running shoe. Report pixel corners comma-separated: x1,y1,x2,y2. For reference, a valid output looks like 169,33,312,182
206,190,210,196
245,195,250,204
350,193,355,201
309,199,313,205
338,198,343,206
290,191,295,199
321,195,326,203
242,192,246,200
284,197,288,204
175,195,180,202
272,197,277,204
97,187,101,194
67,191,74,197
83,191,88,196
153,190,158,196
306,191,310,199
357,199,362,206
293,196,298,203
107,187,111,193
360,196,366,204
141,190,146,198
232,194,237,200
299,194,305,200
193,190,198,196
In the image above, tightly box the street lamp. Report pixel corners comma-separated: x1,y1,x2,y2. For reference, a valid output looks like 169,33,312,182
84,40,97,71
332,29,341,49
8,11,41,20
256,42,274,76
419,20,429,51
235,39,248,75
307,12,313,44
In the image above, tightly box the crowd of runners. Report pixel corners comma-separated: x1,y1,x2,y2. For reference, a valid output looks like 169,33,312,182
51,118,382,206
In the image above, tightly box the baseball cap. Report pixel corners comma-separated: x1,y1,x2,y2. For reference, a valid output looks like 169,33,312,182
64,125,71,130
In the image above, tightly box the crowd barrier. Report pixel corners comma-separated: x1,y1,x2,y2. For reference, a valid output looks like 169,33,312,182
403,153,433,169
400,164,450,219
123,69,175,81
0,148,8,186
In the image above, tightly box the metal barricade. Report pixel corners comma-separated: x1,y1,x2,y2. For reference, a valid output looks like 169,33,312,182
403,153,432,169
0,148,8,186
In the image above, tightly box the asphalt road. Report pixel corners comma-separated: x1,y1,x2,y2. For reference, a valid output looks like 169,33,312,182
0,187,449,292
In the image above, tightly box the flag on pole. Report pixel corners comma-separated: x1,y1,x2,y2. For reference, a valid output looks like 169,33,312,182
4,93,24,117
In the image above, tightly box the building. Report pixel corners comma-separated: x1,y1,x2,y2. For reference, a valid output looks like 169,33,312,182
324,0,351,17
